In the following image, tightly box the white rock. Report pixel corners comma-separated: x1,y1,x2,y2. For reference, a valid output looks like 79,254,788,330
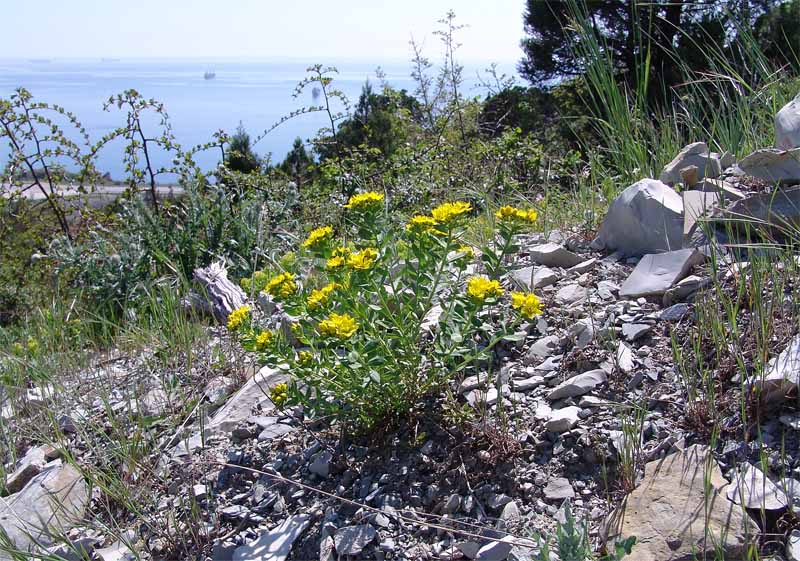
309,451,332,478
528,243,583,268
615,342,635,373
544,406,581,433
232,514,311,561
789,530,800,561
475,536,514,561
593,179,684,257
619,249,705,299
726,463,788,511
333,524,377,557
510,266,558,290
776,92,800,150
568,258,597,275
660,142,722,184
747,334,800,404
209,366,287,434
548,370,607,401
567,318,595,348
543,477,575,500
555,284,588,306
739,148,800,182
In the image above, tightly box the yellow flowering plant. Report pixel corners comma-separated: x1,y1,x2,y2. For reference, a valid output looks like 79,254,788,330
229,197,542,431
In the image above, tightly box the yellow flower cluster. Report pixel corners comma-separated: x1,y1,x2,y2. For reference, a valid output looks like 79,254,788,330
431,201,472,223
406,215,443,235
511,291,543,319
327,247,350,269
347,248,379,270
319,312,359,339
495,205,538,224
226,305,251,331
307,282,337,309
297,350,314,366
302,225,334,249
344,191,384,211
457,245,474,259
467,276,504,302
255,330,274,351
270,382,289,407
265,272,297,299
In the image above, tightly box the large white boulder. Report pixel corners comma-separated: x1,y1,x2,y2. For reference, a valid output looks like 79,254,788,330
593,179,684,257
659,142,723,184
776,92,800,150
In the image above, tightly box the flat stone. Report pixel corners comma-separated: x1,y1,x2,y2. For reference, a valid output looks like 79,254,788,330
662,274,710,306
544,477,575,501
683,190,719,238
715,185,800,236
499,501,521,524
4,444,56,494
788,529,800,561
739,148,800,182
544,406,581,433
659,303,690,322
209,366,287,434
593,178,684,257
555,284,588,306
747,334,800,404
780,413,800,430
527,242,583,268
0,462,89,561
334,524,377,557
777,92,800,150
726,463,788,511
606,444,756,561
548,370,607,401
660,142,722,184
95,543,136,561
232,514,311,561
615,342,635,373
510,266,559,291
568,258,598,275
309,451,332,478
619,249,705,299
475,536,514,561
622,323,651,342
524,335,561,362
567,318,595,348
513,376,545,392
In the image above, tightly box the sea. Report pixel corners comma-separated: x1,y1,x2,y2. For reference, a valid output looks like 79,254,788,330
0,58,516,182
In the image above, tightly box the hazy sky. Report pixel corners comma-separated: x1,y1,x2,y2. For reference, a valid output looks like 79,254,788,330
2,0,526,63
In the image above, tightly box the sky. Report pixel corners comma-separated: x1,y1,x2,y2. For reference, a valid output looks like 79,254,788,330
1,0,526,63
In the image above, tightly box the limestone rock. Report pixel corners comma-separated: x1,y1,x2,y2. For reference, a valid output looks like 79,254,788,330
555,284,588,306
747,334,800,404
605,444,756,561
232,514,311,561
788,530,800,561
334,524,377,557
548,370,607,401
528,243,583,268
209,366,287,434
593,179,684,257
726,463,788,511
544,406,581,433
660,142,722,184
0,462,89,561
739,148,800,183
776,92,800,150
509,266,558,291
544,478,575,501
619,249,705,299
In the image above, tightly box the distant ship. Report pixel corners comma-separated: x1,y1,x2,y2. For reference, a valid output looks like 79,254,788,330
204,70,216,80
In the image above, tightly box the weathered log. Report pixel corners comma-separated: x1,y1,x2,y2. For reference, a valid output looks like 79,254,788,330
192,261,247,324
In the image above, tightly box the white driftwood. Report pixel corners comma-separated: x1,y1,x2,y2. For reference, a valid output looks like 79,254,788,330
192,261,247,324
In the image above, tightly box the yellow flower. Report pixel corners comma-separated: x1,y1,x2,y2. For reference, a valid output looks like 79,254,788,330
265,272,297,299
240,277,252,292
11,342,24,356
467,276,504,302
307,282,337,310
457,244,474,259
495,205,538,224
302,226,334,250
226,305,251,331
431,201,472,223
344,191,384,211
255,330,274,351
26,338,39,354
318,312,359,339
511,291,543,319
347,248,379,270
327,247,350,269
270,382,289,407
406,215,443,235
297,350,314,366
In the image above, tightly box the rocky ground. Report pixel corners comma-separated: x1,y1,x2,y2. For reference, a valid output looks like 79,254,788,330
4,106,800,560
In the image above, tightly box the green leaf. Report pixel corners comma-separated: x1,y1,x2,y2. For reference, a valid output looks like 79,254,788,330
502,332,526,342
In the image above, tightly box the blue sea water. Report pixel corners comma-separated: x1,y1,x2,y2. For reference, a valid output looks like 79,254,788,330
0,58,514,182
